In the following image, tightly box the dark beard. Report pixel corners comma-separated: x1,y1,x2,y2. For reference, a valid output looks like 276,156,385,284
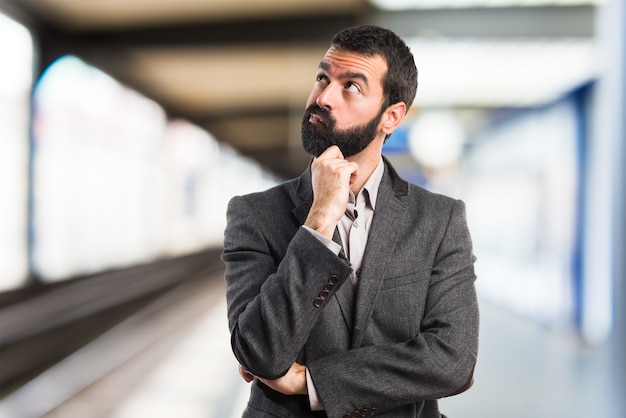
301,104,384,158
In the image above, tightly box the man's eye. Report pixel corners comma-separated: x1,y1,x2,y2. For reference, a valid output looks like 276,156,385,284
345,82,360,93
316,74,329,83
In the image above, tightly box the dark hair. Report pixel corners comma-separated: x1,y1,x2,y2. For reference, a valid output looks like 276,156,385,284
331,25,418,111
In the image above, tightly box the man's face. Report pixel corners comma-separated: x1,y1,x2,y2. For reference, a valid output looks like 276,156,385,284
301,47,388,158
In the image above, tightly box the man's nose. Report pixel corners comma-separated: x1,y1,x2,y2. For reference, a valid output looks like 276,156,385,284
315,83,339,110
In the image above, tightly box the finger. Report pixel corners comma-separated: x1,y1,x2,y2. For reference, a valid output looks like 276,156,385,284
316,145,344,161
348,161,359,184
239,364,254,383
314,154,357,175
334,160,358,183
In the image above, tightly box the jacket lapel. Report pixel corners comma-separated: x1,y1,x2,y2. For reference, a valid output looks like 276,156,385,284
352,160,408,348
290,158,409,344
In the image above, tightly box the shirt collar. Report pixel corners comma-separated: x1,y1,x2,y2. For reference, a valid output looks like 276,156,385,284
358,158,384,211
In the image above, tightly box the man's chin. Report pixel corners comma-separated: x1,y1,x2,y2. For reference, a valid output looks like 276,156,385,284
301,131,331,157
302,144,327,158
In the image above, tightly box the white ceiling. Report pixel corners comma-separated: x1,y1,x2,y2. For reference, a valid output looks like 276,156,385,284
16,0,597,110
125,44,328,115
4,0,598,176
120,37,596,119
371,0,597,10
409,37,596,108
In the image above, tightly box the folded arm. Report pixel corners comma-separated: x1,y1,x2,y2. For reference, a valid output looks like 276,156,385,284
222,195,352,379
308,199,479,416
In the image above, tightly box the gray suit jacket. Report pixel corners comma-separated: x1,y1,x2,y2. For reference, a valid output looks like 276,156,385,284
222,157,479,418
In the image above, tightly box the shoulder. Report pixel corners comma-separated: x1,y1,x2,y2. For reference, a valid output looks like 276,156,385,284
227,177,300,218
403,186,465,233
408,182,459,208
224,177,306,251
383,156,461,213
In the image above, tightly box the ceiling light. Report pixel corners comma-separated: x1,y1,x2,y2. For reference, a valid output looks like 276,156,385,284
370,0,598,10
407,37,596,107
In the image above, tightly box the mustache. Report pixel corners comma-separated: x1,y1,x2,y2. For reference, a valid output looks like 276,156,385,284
304,105,334,127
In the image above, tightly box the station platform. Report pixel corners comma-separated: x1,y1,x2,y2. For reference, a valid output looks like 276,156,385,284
1,268,623,418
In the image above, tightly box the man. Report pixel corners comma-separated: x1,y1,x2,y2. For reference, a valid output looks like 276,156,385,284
222,25,479,418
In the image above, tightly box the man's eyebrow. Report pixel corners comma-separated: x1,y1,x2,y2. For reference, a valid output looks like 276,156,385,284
318,61,330,72
318,61,369,86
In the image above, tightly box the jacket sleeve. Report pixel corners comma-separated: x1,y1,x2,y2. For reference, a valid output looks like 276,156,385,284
308,199,479,418
221,194,353,379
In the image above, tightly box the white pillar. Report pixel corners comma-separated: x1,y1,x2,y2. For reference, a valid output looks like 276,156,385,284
582,0,625,346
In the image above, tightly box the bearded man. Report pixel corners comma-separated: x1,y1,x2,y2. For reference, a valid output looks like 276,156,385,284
222,25,479,418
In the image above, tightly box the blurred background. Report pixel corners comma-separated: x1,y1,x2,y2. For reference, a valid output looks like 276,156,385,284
0,0,623,417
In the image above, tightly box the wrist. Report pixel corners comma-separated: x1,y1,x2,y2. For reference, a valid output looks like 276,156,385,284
304,210,336,239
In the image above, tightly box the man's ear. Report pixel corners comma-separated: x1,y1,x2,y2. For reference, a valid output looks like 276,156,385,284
381,102,407,136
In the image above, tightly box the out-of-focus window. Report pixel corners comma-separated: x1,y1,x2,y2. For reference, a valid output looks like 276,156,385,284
31,56,278,282
32,56,167,281
160,120,222,255
0,13,33,291
461,96,581,327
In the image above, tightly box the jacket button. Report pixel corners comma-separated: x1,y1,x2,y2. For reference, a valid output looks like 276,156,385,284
313,297,323,308
328,275,338,284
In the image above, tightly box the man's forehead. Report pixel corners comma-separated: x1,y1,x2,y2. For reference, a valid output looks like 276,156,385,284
318,47,387,77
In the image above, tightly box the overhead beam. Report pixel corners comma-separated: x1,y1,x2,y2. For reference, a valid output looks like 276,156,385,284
9,0,369,31
373,6,595,38
70,13,363,49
